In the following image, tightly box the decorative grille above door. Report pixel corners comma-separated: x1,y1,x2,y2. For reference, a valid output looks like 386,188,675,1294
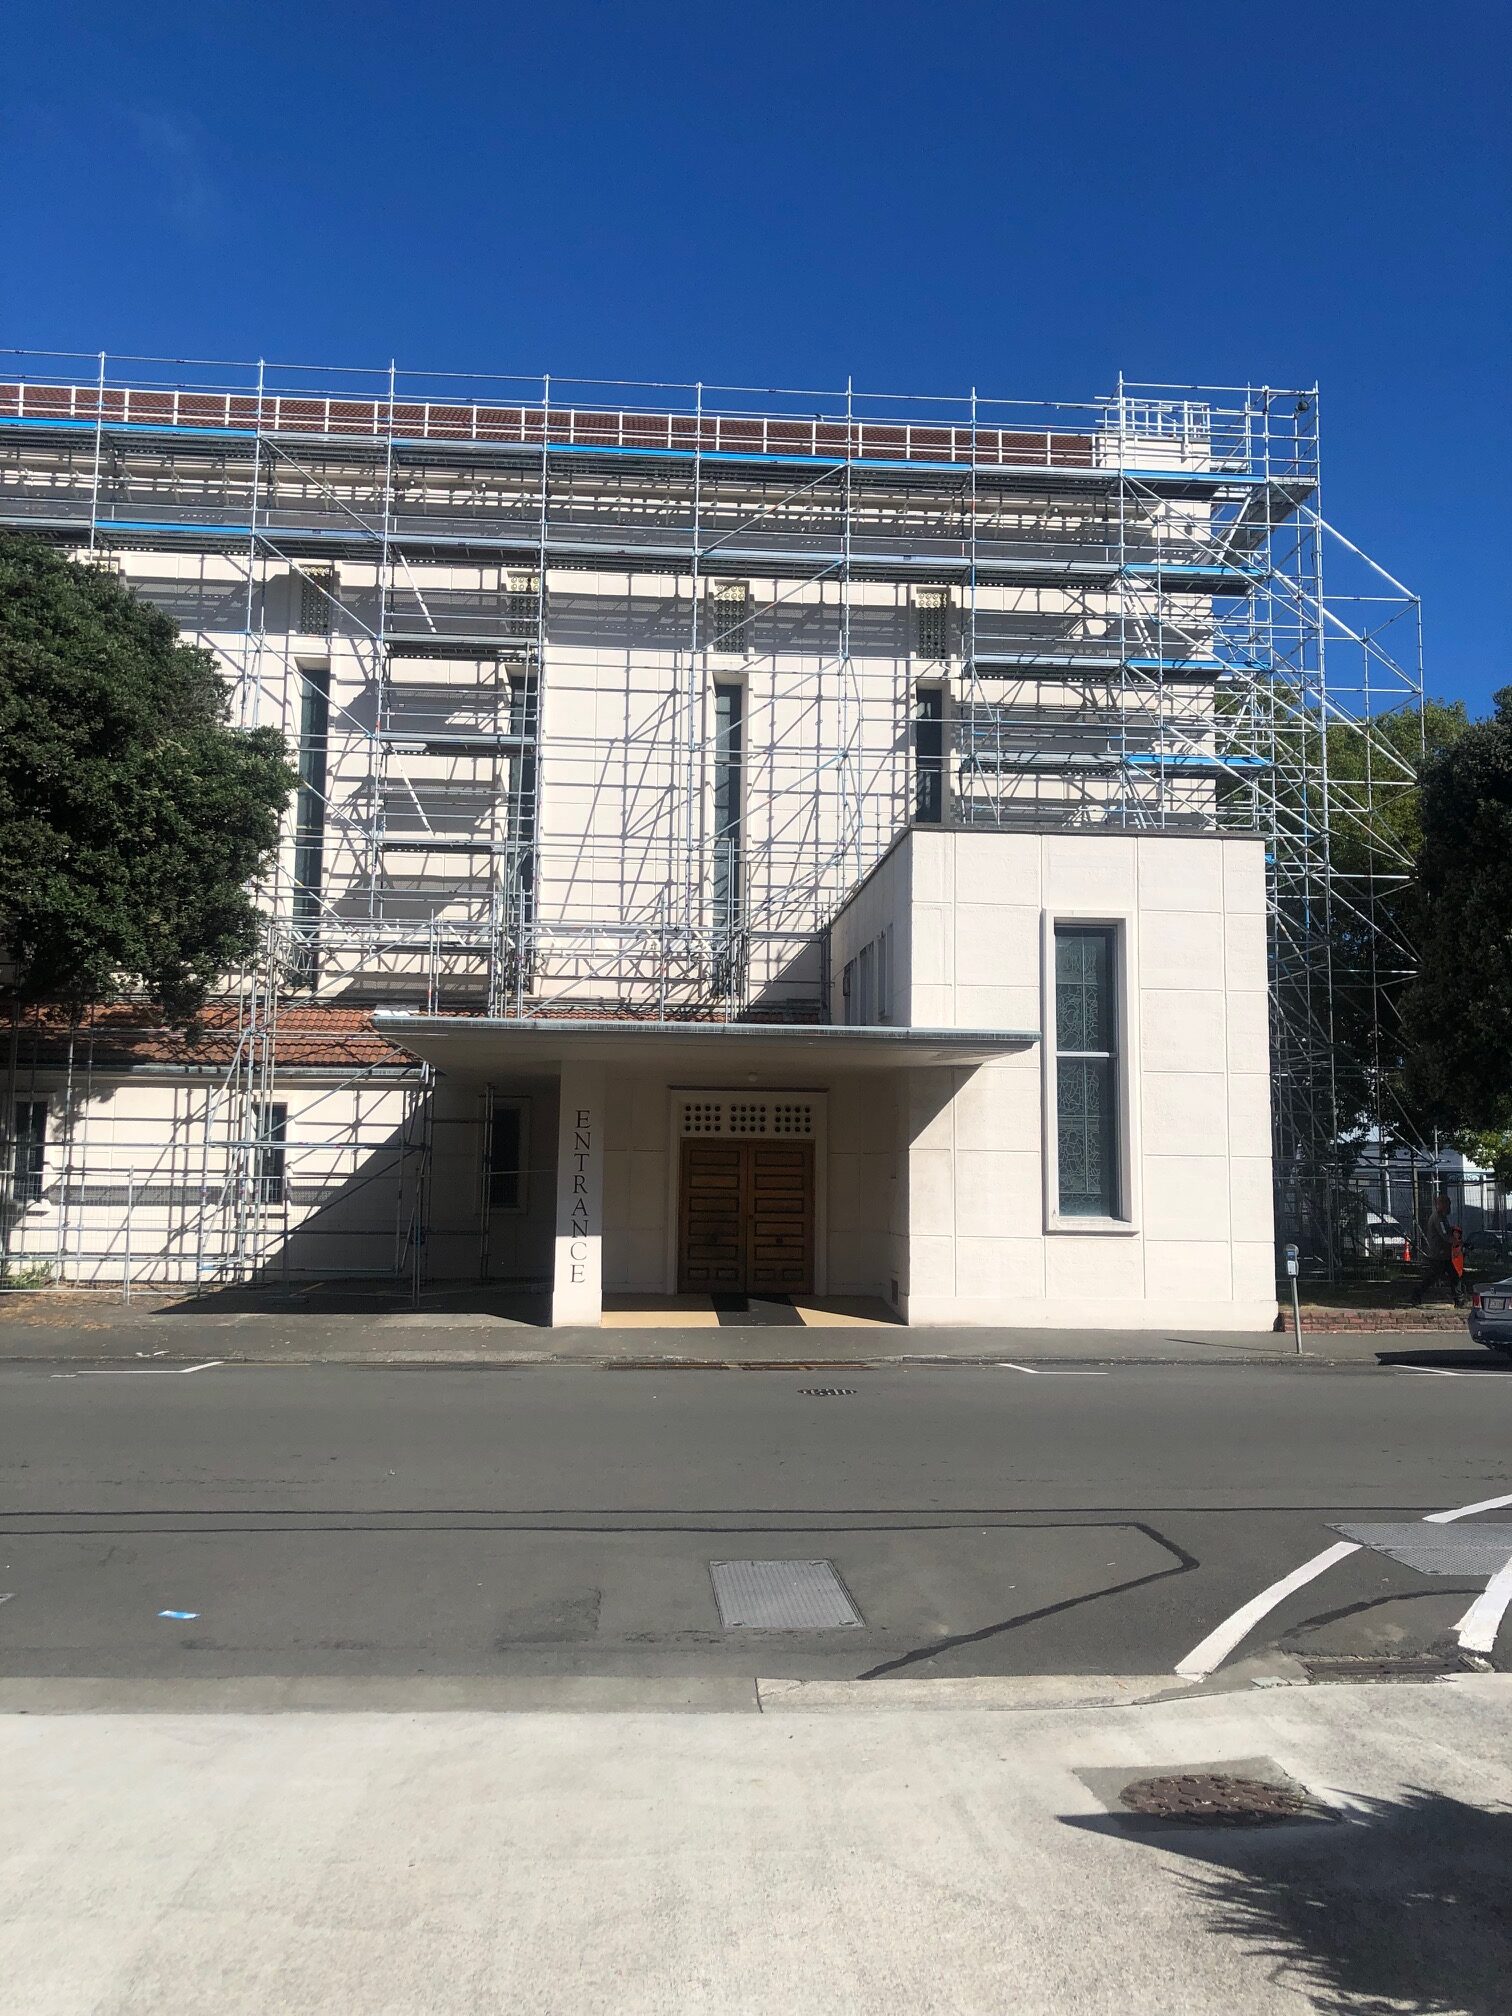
677,1097,817,1140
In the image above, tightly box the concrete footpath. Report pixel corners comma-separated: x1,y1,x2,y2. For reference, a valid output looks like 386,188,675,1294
1,1677,1506,2014
0,1290,1480,1367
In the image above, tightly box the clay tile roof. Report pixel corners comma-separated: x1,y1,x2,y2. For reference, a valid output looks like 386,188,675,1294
0,993,828,1071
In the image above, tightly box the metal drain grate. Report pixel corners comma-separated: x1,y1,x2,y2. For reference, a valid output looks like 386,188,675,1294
798,1387,856,1397
1119,1773,1323,1827
1331,1522,1512,1575
709,1559,863,1629
1299,1652,1471,1684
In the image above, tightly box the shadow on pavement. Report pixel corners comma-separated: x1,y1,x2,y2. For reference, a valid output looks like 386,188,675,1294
1067,1788,1512,2015
153,1281,551,1324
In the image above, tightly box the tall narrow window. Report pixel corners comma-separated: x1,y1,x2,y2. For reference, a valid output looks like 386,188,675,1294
486,1098,528,1212
253,1100,288,1207
1055,927,1119,1218
915,684,945,824
292,663,330,948
12,1100,46,1204
857,941,875,1025
915,585,953,661
712,682,744,932
876,927,891,1023
298,567,336,636
707,580,752,656
508,671,538,929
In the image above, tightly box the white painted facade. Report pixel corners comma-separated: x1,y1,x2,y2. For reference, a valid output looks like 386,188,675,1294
345,812,1278,1330
824,827,1275,1325
0,379,1280,1324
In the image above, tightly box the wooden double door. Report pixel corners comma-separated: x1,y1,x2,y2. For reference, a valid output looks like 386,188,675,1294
678,1139,815,1296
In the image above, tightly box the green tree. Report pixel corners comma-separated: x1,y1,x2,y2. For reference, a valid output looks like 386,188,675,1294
1321,698,1469,1147
1230,695,1471,1156
1452,1130,1512,1191
1400,687,1512,1137
0,534,295,1023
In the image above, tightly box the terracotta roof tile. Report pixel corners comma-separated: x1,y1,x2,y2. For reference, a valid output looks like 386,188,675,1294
0,993,828,1072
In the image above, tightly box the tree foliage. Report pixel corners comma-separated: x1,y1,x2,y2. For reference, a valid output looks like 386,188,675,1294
1400,687,1512,1137
1452,1129,1512,1191
1321,700,1469,1146
0,534,295,1023
1324,699,1469,877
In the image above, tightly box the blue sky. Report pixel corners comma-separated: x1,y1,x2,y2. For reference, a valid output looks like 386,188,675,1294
3,1,1506,710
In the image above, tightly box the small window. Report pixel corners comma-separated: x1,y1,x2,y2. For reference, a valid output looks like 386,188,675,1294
487,1099,528,1212
298,568,336,636
877,928,891,1023
915,685,945,824
841,958,857,1026
1054,927,1119,1218
707,580,752,655
253,1100,288,1206
12,1100,46,1204
915,585,953,661
857,941,875,1025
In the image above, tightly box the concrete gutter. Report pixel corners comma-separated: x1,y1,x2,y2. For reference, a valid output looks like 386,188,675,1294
0,1307,1479,1369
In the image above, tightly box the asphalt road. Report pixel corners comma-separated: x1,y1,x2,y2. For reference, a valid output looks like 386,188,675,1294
2,1358,1510,1692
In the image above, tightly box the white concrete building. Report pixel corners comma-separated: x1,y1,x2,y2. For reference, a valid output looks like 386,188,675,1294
0,360,1358,1329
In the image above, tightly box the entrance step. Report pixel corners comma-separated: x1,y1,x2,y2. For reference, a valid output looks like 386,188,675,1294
599,1294,898,1330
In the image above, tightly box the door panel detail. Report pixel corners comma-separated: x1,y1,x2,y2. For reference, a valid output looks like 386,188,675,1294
678,1139,814,1294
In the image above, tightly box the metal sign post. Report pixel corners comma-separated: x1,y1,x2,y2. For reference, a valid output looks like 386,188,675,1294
123,1172,134,1306
1284,1243,1302,1353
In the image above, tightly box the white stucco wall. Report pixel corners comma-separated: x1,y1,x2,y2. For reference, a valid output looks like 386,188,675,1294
3,1073,421,1287
825,826,1276,1329
597,1069,897,1300
15,542,1275,1323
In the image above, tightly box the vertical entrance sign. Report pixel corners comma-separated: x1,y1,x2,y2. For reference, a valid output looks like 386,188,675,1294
552,1064,605,1324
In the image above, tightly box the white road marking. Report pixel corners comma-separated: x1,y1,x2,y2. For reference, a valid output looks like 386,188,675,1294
1174,1485,1512,1678
1395,1365,1512,1378
1174,1541,1362,1678
50,1360,224,1380
1455,1556,1512,1655
995,1363,1109,1377
1424,1491,1512,1524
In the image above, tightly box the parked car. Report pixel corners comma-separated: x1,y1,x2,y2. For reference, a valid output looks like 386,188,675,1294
1359,1210,1412,1263
1468,1277,1512,1356
1462,1228,1512,1275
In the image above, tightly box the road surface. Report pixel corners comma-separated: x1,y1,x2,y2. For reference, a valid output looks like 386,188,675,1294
2,1355,1508,1694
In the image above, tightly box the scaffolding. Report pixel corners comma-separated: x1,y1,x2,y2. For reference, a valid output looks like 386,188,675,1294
0,350,1426,1286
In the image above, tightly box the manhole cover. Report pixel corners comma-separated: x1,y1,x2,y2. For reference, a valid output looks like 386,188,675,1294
798,1387,856,1396
1118,1773,1321,1826
709,1559,863,1629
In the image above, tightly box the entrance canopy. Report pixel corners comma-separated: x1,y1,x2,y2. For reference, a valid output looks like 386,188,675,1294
372,1014,1038,1080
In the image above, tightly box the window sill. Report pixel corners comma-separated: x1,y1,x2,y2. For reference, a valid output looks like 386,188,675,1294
1045,1216,1140,1236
